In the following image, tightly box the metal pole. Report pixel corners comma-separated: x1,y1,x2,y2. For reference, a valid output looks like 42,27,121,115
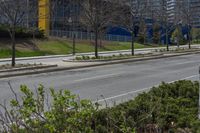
188,0,191,49
166,26,169,51
72,1,77,55
73,32,75,55
198,66,200,119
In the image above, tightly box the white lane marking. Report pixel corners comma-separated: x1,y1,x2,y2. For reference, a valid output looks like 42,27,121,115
96,74,198,102
179,74,198,80
168,60,200,66
74,72,124,82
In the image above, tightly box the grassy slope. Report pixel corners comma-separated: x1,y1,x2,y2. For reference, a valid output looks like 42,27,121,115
0,38,157,58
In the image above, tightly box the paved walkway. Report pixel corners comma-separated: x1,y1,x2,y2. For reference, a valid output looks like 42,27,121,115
0,44,199,67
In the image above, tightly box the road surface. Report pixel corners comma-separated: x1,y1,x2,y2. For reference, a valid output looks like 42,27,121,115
0,53,199,106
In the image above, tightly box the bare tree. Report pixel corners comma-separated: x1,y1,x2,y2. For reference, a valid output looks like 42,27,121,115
49,0,58,32
179,0,194,49
68,0,80,55
28,0,40,40
152,23,161,44
170,0,183,48
79,0,116,58
192,28,200,43
0,0,28,67
156,0,169,51
138,17,147,44
116,0,148,55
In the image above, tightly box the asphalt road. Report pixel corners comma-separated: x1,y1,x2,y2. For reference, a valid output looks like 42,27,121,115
0,54,199,106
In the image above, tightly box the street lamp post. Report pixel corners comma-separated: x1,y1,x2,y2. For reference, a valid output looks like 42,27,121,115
187,0,191,49
68,17,76,56
198,66,200,119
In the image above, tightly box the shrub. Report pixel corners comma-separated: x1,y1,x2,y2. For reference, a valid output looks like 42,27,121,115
0,80,199,132
0,85,98,133
91,56,96,60
81,55,91,60
93,80,200,132
0,25,45,38
75,56,82,60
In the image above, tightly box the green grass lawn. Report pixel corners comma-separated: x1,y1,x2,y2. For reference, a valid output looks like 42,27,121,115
0,38,158,58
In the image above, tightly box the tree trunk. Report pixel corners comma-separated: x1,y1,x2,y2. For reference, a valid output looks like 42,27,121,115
99,33,102,48
188,25,191,49
177,25,180,48
189,36,191,49
11,28,16,67
95,28,98,58
166,28,169,51
32,29,35,40
177,36,180,48
131,32,134,56
73,33,76,55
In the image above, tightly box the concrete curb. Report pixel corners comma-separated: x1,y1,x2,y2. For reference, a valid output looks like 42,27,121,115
64,53,163,62
0,64,58,73
0,55,71,62
0,51,200,79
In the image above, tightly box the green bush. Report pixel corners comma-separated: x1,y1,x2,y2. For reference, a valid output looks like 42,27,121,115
91,56,96,60
75,56,82,60
0,85,98,133
171,27,187,45
0,80,199,132
0,25,45,38
75,54,135,61
95,80,200,132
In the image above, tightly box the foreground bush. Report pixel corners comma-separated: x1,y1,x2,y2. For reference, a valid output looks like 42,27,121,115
0,85,98,133
0,80,199,133
95,80,200,133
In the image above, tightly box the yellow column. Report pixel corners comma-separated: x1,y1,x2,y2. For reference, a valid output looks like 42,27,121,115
38,0,50,35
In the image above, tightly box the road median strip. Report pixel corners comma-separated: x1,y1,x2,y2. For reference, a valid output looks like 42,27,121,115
0,64,58,78
0,64,58,73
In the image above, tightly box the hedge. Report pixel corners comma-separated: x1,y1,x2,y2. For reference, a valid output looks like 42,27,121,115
0,25,45,38
0,80,199,133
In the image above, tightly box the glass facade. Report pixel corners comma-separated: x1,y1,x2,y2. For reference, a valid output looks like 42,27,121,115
166,0,200,27
50,0,80,31
38,0,200,34
191,0,200,28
